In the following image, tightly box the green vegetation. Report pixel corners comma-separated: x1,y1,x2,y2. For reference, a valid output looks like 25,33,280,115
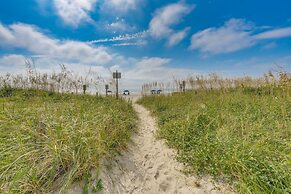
139,86,291,193
0,88,136,193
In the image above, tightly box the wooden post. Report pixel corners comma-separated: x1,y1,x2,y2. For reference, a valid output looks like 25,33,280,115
83,84,87,94
105,84,109,96
182,81,186,92
113,70,121,99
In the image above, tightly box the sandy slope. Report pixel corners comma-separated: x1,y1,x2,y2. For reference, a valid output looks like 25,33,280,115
95,98,233,194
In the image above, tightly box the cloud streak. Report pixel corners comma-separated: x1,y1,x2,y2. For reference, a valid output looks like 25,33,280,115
89,31,148,47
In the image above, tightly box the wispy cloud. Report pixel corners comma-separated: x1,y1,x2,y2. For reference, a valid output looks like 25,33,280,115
89,31,147,46
190,18,291,54
149,2,194,46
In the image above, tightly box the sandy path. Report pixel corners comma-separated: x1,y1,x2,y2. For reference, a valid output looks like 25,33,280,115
96,98,233,194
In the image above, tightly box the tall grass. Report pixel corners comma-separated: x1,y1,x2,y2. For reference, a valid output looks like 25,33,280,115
142,70,291,96
0,62,109,94
139,72,291,193
0,88,136,193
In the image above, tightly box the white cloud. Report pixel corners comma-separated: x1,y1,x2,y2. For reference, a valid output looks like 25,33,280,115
8,23,59,54
53,0,97,27
190,19,255,54
190,18,291,54
0,23,112,65
149,2,194,46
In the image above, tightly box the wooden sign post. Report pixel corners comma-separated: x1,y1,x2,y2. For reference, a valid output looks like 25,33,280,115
113,70,121,99
105,84,109,96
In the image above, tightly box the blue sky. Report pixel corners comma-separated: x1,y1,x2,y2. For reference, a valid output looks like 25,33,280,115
0,0,291,90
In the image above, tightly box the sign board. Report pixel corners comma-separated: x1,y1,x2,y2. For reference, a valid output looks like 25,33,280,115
105,84,109,89
113,72,121,79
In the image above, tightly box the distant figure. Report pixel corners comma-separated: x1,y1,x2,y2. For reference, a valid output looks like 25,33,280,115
123,90,130,95
157,89,162,94
151,89,156,94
